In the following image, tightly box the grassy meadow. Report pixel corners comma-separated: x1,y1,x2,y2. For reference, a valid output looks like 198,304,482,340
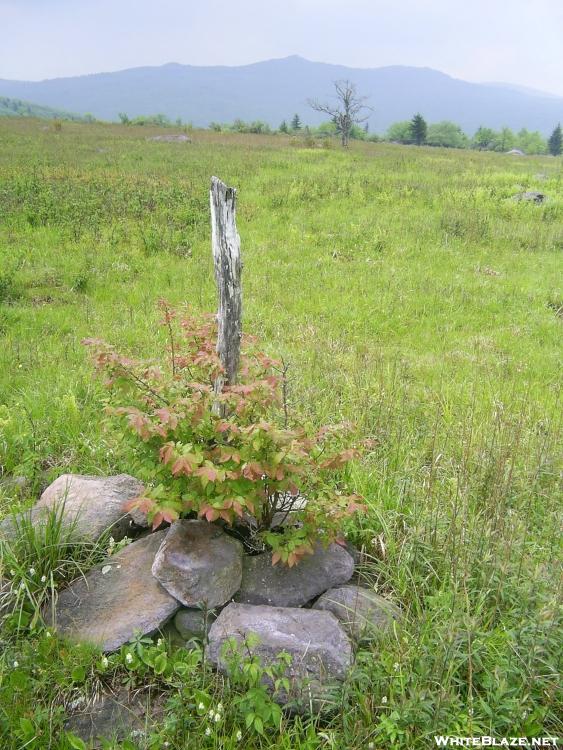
0,117,561,749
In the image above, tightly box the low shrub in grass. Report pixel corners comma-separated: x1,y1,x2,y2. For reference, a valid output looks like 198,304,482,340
84,303,365,566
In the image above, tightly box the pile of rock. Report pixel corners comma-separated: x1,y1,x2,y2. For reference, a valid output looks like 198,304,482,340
1,474,401,709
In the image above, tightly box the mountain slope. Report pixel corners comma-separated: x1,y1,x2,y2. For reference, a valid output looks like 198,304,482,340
0,56,561,134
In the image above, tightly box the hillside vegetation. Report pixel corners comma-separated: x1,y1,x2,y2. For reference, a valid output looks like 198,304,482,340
0,118,561,749
0,96,86,122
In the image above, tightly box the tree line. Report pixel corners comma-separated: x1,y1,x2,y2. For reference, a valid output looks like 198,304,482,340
116,78,562,156
203,115,561,155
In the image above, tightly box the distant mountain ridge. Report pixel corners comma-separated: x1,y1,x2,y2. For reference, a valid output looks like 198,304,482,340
0,56,561,134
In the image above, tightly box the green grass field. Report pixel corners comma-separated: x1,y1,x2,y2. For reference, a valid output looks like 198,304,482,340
0,118,561,749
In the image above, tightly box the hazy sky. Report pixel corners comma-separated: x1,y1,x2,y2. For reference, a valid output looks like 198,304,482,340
1,0,562,96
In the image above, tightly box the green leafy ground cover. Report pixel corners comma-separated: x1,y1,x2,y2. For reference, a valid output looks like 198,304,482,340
0,118,561,748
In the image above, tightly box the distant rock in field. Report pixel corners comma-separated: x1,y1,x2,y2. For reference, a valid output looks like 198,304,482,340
152,520,243,608
512,191,546,204
44,530,179,651
174,607,217,640
65,689,160,748
147,134,191,142
506,148,525,156
313,585,401,642
208,603,352,709
235,543,354,607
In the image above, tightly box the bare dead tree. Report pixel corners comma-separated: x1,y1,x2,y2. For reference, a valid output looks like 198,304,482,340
308,80,372,147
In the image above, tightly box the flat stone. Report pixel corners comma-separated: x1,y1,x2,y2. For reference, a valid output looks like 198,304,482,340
313,585,401,642
65,689,160,748
174,607,217,640
1,474,146,544
152,520,243,608
208,603,352,709
44,530,179,651
147,134,191,142
235,543,354,607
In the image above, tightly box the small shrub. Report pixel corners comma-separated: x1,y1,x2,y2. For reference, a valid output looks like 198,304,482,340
84,302,364,565
0,272,21,304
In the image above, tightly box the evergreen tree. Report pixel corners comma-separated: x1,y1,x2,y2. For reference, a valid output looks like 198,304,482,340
548,123,562,156
291,113,302,131
410,113,427,145
279,120,289,133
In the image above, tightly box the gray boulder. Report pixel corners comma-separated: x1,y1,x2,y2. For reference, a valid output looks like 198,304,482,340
208,603,352,709
235,543,354,607
313,585,401,642
147,134,191,143
44,530,179,651
65,689,160,748
513,191,546,204
152,520,243,608
0,474,146,544
174,607,217,640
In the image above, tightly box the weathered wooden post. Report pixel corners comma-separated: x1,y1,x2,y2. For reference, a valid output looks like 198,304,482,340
210,176,242,410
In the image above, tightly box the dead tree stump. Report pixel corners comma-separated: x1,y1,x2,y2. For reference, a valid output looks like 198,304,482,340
210,176,242,411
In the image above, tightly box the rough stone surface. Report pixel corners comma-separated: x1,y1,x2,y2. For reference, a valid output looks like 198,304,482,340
174,607,217,640
65,689,159,748
44,530,179,651
313,585,401,642
235,543,355,607
152,520,243,608
38,474,147,539
0,474,147,544
208,603,352,708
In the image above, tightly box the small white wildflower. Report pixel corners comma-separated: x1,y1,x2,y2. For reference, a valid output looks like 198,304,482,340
109,536,115,547
205,726,212,736
41,575,47,583
28,567,36,576
522,710,528,719
157,638,163,647
468,707,474,716
236,729,242,741
217,702,223,712
19,581,25,590
393,662,399,671
46,631,52,638
101,656,109,668
381,696,388,704
13,660,19,668
125,653,133,664
197,702,205,711
164,743,170,748
214,712,221,723
10,569,15,576
368,743,375,750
